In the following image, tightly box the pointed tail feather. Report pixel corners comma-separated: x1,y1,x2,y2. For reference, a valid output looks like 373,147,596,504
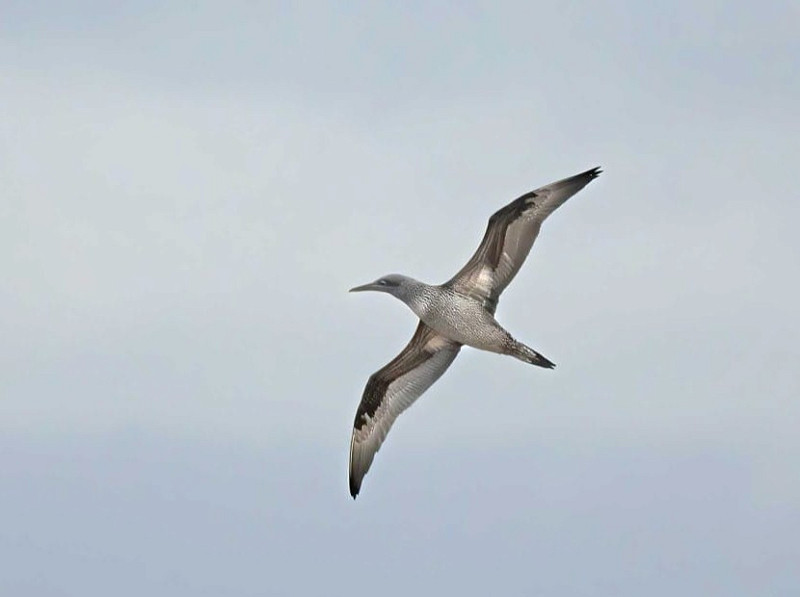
509,341,556,369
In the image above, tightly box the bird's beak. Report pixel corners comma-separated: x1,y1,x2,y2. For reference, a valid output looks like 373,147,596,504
349,282,377,293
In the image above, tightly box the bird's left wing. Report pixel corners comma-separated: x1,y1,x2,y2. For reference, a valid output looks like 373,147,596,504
349,321,461,498
446,167,601,309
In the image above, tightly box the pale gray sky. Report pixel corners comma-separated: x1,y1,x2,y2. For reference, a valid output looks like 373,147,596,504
2,2,799,595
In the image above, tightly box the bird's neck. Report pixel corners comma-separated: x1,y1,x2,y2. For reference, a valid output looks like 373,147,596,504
396,279,440,318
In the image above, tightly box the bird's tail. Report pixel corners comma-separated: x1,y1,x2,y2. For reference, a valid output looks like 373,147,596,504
508,341,556,369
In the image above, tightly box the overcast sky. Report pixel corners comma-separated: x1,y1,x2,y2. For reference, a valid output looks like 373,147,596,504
2,2,799,595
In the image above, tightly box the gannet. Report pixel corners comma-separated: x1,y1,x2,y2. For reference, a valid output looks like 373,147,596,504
348,167,602,497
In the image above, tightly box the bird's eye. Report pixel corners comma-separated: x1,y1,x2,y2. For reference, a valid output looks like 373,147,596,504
378,279,388,286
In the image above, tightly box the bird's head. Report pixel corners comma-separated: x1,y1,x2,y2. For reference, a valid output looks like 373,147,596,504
349,274,416,299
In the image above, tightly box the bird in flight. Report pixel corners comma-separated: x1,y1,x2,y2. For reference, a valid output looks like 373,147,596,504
348,167,602,497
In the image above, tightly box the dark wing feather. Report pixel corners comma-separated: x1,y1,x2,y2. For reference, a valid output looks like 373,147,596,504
446,167,601,309
349,321,461,498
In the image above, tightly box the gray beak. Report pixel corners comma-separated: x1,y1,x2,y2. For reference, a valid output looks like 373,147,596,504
349,282,378,293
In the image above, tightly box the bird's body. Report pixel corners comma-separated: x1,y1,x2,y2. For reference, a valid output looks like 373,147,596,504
403,280,511,353
348,167,602,497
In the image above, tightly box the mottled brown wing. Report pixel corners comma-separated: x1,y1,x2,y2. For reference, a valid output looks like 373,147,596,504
349,321,461,497
446,167,602,310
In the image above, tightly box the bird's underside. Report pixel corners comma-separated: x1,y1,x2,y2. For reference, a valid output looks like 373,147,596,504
348,166,602,497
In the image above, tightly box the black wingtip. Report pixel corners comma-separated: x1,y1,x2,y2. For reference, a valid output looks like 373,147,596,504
587,166,603,179
349,478,360,499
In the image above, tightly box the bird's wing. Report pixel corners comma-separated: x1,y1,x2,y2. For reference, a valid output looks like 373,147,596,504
446,167,601,309
349,321,461,498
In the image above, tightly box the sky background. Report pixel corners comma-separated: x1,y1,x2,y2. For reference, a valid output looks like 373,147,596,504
2,1,799,595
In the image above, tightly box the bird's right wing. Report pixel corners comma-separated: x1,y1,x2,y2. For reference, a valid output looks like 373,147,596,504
349,321,461,498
